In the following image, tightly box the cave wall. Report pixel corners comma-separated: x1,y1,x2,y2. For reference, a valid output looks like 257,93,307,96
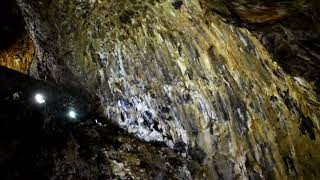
17,0,320,179
0,66,196,179
199,0,320,93
0,34,34,73
0,0,34,73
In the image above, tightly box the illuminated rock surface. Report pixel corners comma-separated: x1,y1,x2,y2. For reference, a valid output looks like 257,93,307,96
0,0,34,73
0,34,34,73
0,66,196,179
11,0,320,179
200,0,320,94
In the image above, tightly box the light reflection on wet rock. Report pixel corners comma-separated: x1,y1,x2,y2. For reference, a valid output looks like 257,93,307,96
17,0,320,179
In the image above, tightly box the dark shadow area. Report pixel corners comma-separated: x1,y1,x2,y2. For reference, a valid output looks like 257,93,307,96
0,0,26,51
0,66,91,179
0,66,195,179
252,13,320,95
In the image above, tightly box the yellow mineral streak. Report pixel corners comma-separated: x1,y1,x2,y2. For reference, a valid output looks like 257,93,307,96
0,34,34,73
18,0,320,179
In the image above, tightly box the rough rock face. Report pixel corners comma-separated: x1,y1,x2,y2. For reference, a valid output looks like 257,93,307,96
200,0,320,93
17,0,320,179
0,66,197,179
0,34,34,73
0,0,34,73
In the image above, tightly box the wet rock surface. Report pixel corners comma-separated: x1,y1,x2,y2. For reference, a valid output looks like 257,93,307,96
0,66,197,179
11,0,320,179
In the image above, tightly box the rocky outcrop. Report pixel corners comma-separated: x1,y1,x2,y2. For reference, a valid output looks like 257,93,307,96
0,0,34,73
0,34,34,73
200,0,320,93
0,66,197,179
17,0,320,179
